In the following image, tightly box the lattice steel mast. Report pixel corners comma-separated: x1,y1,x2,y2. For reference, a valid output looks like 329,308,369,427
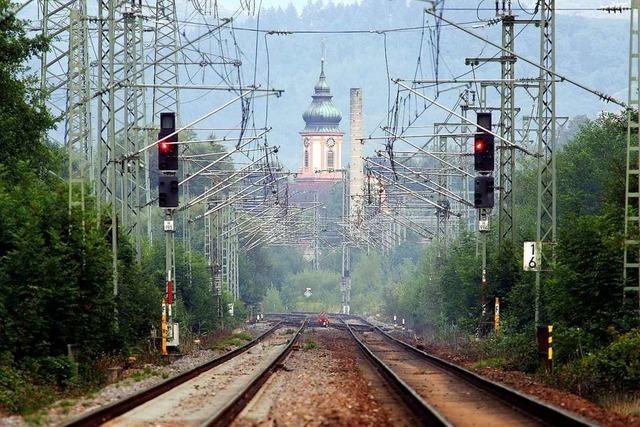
624,0,640,307
535,0,557,326
40,0,76,120
153,0,181,346
122,2,146,259
66,2,91,227
499,11,516,244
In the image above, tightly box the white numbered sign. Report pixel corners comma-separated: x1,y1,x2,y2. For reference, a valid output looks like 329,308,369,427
523,241,541,272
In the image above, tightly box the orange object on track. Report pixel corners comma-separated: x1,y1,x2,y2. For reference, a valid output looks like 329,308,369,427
318,312,330,327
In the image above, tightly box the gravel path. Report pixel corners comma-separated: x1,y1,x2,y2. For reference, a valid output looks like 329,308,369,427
232,327,412,427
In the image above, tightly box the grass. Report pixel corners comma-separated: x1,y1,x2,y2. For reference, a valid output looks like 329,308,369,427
129,367,157,382
304,340,318,350
210,332,254,351
233,332,253,341
599,392,640,417
472,357,504,370
57,399,73,413
0,331,257,418
23,411,48,426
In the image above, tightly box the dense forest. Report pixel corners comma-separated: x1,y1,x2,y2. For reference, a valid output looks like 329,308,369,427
0,4,248,414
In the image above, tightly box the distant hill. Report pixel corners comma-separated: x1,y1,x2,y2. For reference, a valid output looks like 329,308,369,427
179,0,627,169
25,0,625,169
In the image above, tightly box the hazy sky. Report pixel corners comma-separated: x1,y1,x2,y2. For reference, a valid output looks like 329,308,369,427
211,0,358,14
213,0,626,17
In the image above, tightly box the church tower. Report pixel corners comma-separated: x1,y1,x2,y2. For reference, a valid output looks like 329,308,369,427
299,55,343,181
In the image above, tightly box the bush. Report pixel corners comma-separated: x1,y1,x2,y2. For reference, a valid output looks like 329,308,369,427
21,356,78,387
556,329,640,397
465,331,539,373
552,326,599,365
0,364,56,414
0,355,77,415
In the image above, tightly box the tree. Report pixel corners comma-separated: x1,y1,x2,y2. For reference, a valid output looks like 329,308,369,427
0,1,55,172
263,286,286,313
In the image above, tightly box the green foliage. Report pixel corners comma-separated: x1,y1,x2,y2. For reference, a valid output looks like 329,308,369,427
555,329,640,397
304,339,318,350
350,253,386,314
556,113,626,219
210,332,253,351
20,356,78,388
240,247,305,306
466,331,539,373
0,0,54,173
545,211,625,342
383,110,640,397
0,4,164,414
0,363,57,414
263,285,286,312
280,269,341,312
0,166,117,360
472,357,504,370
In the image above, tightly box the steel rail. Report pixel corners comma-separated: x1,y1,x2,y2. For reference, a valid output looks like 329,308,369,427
342,321,451,426
204,320,307,426
61,322,284,427
265,313,594,426
371,325,595,427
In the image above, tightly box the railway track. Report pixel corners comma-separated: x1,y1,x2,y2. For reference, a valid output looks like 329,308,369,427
63,320,305,427
62,312,596,426
231,324,425,426
344,320,595,427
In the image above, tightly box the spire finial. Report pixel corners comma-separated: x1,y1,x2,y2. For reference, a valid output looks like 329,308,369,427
321,40,326,74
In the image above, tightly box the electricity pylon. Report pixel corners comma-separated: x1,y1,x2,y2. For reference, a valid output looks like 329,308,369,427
153,0,180,119
122,3,146,259
499,12,516,244
40,1,91,225
40,0,76,121
535,0,557,327
66,3,91,230
623,0,640,308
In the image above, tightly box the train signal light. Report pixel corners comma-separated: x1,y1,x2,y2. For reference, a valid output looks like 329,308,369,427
158,112,178,171
166,280,174,305
474,112,494,172
158,175,179,208
474,176,494,208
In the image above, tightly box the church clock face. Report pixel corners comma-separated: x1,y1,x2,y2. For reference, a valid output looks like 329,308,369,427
326,138,335,148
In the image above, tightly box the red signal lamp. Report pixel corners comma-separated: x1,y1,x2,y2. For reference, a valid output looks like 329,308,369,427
159,140,171,153
166,280,174,305
474,137,486,153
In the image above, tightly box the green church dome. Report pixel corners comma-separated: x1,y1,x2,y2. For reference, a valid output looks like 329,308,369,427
302,60,342,133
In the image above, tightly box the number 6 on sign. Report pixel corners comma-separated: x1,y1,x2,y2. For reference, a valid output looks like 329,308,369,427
523,242,541,272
